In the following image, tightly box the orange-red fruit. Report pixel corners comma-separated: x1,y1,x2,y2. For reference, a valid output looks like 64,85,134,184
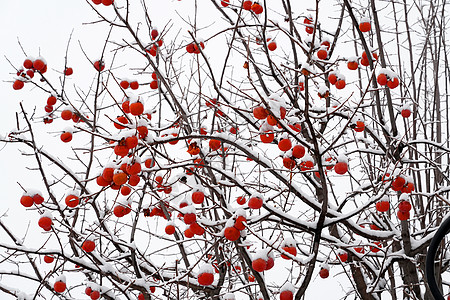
398,200,411,212
266,256,274,270
387,77,399,89
130,81,139,90
165,224,176,235
47,96,57,106
113,172,128,186
260,131,274,143
197,272,214,286
113,205,127,217
401,109,411,118
243,0,252,10
26,69,35,78
93,60,105,72
20,195,34,207
144,158,155,168
125,135,139,149
54,281,66,293
103,167,114,181
92,0,102,4
184,213,196,225
130,102,144,116
82,240,95,252
317,49,327,60
32,194,44,204
334,162,348,175
397,210,410,221
44,255,54,263
90,290,100,300
120,80,129,89
115,116,128,129
359,22,371,32
224,227,240,241
209,139,221,151
221,0,229,7
251,3,263,14
192,191,205,204
97,174,111,187
280,290,293,300
253,106,268,119
268,41,277,51
126,162,141,175
338,252,348,263
375,200,389,212
61,109,73,121
137,126,148,139
354,121,365,132
335,79,346,90
64,67,73,76
23,58,33,69
391,176,406,191
234,215,247,231
60,132,72,143
33,59,45,71
190,222,204,235
236,196,246,205
120,185,131,196
114,144,128,157
13,80,24,90
402,182,414,194
292,145,305,159
38,216,52,230
319,268,329,279
283,157,296,170
184,228,194,238
278,139,292,151
281,246,297,260
347,61,358,70
252,258,267,272
150,80,158,89
377,74,387,86
248,197,263,209
267,115,277,126
328,73,337,85
102,0,114,6
65,195,80,208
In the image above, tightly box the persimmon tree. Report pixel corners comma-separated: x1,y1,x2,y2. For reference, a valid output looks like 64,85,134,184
1,0,450,299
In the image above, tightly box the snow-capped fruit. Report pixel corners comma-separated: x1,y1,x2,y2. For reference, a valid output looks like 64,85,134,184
252,258,267,272
337,251,348,263
319,267,329,278
197,265,214,286
248,196,263,209
398,200,412,212
359,21,371,32
44,255,54,263
334,162,348,175
281,246,297,260
192,191,205,204
376,200,389,212
317,49,328,60
401,108,411,118
224,227,240,241
54,281,66,293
